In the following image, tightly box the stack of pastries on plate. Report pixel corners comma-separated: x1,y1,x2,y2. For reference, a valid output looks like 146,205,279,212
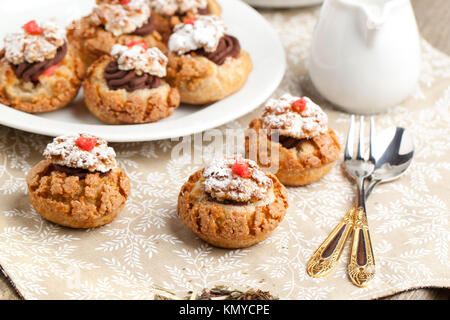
0,0,252,124
7,1,342,248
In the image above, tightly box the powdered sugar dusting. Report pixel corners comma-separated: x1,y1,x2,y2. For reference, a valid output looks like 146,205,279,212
168,15,225,55
151,0,207,16
262,94,328,140
3,21,65,65
91,0,151,37
203,157,273,203
43,134,117,173
111,44,167,77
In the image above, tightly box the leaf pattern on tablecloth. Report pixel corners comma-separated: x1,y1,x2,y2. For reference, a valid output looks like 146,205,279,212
0,7,449,300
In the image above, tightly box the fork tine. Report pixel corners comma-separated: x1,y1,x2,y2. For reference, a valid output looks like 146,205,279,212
345,115,355,160
356,116,365,160
369,116,375,163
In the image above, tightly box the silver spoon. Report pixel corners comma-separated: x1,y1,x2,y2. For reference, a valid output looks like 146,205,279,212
365,127,415,199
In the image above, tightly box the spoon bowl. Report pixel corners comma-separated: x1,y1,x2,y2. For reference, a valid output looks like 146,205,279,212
366,127,415,198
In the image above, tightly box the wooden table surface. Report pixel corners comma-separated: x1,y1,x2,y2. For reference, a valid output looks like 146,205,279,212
1,0,449,300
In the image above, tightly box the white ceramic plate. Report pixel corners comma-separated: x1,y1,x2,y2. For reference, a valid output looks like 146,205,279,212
244,0,323,8
0,0,285,142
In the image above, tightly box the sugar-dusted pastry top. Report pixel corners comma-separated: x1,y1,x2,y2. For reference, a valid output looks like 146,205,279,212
261,94,328,140
43,134,117,173
3,21,65,65
203,157,273,203
152,0,208,16
168,15,225,55
91,0,151,37
110,44,167,77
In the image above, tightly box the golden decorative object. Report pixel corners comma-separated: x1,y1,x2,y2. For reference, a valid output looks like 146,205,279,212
307,206,357,278
348,207,376,287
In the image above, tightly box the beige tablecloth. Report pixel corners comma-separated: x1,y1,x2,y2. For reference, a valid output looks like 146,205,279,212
0,7,449,300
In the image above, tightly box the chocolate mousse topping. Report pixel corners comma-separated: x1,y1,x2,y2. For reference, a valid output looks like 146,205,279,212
278,135,305,149
130,14,156,36
196,35,240,65
12,42,68,83
197,6,210,15
50,164,111,179
206,194,247,206
104,61,161,92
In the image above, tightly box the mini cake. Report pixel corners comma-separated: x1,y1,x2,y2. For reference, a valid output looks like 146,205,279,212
166,15,252,104
83,42,180,124
178,156,288,248
0,20,84,113
67,0,166,68
246,94,342,186
150,0,222,39
26,134,130,229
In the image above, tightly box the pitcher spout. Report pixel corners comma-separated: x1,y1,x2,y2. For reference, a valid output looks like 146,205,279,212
346,0,409,46
359,7,384,47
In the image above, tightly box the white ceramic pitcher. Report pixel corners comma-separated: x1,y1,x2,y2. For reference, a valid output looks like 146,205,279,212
308,0,421,114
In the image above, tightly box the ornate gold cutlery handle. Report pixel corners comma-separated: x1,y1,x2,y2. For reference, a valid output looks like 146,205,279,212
307,206,357,278
348,207,375,287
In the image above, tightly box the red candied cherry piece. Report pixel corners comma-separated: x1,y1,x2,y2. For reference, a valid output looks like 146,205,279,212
126,41,149,50
292,98,307,113
120,0,131,5
232,160,250,178
184,18,198,25
23,20,42,35
40,63,61,77
75,136,98,151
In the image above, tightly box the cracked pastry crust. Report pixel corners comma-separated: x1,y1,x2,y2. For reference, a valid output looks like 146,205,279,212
83,55,180,124
246,118,342,187
0,47,84,114
178,169,288,249
26,160,130,229
67,15,166,69
166,51,252,104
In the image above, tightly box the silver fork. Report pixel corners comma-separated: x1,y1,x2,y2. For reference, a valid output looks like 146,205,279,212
307,116,376,287
345,115,376,287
